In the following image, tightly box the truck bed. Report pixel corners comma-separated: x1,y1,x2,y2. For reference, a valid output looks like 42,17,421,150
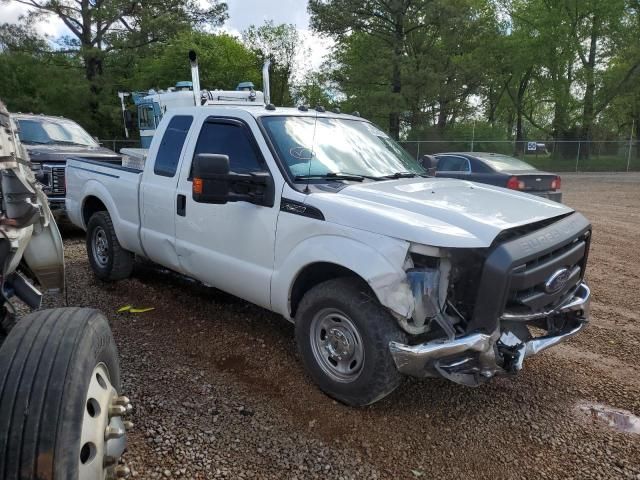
66,157,145,255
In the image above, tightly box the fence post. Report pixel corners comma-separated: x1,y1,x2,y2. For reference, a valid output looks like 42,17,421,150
575,141,581,173
416,141,421,161
627,120,635,172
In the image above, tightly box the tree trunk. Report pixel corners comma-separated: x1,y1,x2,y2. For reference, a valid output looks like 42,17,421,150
514,69,532,154
437,97,449,131
389,8,405,140
580,15,600,159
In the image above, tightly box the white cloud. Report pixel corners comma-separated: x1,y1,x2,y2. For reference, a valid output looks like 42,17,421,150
2,2,68,38
221,0,333,79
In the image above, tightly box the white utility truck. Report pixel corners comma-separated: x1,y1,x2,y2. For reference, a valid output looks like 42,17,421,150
66,100,591,406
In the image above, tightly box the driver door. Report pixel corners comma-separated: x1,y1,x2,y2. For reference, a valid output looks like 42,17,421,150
174,116,281,309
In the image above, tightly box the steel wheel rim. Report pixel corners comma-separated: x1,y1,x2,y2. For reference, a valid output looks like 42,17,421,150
92,227,109,267
310,308,365,383
79,363,127,480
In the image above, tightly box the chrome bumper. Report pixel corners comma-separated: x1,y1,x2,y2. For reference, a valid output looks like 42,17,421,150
389,282,590,382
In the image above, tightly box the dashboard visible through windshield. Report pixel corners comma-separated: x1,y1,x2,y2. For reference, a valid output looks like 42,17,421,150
260,116,424,182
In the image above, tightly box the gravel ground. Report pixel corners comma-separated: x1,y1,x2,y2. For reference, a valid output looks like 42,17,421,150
44,173,640,479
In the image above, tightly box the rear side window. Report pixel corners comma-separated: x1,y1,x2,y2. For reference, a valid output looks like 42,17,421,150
437,155,470,172
193,121,263,172
154,115,193,177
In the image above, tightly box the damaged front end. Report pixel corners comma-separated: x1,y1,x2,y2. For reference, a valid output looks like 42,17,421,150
388,212,592,387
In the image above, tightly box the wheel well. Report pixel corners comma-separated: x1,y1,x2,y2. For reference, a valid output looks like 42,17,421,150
82,196,107,226
290,262,371,318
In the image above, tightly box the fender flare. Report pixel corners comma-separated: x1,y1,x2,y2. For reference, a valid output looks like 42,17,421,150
76,181,138,253
271,234,413,321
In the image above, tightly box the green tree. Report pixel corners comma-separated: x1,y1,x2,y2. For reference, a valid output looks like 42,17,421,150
309,0,438,139
2,0,228,123
242,21,301,106
131,31,260,92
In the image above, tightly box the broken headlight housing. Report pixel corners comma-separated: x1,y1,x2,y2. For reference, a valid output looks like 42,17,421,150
400,245,455,336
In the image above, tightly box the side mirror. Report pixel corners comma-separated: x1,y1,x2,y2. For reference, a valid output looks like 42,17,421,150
191,153,276,207
192,153,231,204
420,154,438,176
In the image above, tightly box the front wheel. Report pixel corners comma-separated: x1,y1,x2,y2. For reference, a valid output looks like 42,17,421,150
295,278,407,406
0,307,133,479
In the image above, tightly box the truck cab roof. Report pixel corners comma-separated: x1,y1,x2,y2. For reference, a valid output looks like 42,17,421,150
166,105,364,122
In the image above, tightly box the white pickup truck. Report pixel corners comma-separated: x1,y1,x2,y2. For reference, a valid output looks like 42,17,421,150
66,104,592,406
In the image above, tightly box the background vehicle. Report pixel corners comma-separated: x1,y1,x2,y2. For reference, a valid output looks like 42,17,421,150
434,152,562,202
119,51,268,148
65,94,590,406
13,113,121,212
0,101,132,479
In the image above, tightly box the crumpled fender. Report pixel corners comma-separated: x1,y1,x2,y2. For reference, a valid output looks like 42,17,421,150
271,222,414,320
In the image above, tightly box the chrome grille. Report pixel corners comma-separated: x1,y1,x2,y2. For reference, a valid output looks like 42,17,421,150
51,166,65,195
506,232,590,313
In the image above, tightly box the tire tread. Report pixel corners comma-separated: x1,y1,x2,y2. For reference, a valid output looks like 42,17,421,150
296,277,407,406
87,211,134,281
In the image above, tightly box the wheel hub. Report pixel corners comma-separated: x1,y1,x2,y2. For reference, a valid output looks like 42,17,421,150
79,363,133,480
92,227,109,267
324,327,356,360
310,309,365,383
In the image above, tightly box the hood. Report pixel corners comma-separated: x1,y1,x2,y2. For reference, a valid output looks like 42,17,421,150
306,178,573,248
25,144,120,163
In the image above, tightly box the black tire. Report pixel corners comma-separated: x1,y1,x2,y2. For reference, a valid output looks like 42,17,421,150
295,277,408,406
86,211,134,281
0,308,121,480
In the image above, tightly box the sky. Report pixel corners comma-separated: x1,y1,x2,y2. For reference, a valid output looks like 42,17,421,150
3,0,333,78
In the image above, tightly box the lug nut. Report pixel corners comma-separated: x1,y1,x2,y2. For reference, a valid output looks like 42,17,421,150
114,464,130,478
123,420,134,430
125,403,133,414
105,425,126,440
109,405,127,417
114,395,130,406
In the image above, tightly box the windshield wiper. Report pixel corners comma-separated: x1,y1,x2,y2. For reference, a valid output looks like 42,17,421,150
21,140,53,145
294,172,367,182
380,171,419,179
51,140,89,146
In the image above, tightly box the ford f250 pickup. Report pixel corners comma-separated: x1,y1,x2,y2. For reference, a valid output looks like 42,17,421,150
66,102,591,406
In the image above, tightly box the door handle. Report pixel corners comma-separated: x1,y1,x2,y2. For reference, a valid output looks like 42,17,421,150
177,194,186,216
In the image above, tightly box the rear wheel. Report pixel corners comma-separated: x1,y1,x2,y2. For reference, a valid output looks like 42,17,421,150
86,211,134,281
0,307,132,479
295,278,407,406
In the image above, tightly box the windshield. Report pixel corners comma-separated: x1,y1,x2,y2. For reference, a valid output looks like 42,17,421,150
476,153,537,172
261,116,424,180
16,118,98,147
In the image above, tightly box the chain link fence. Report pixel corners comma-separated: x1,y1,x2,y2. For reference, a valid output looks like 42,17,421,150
101,137,639,172
399,140,640,172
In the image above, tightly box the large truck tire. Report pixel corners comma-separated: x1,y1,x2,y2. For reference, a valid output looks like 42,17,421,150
0,307,132,479
295,278,408,406
86,211,134,281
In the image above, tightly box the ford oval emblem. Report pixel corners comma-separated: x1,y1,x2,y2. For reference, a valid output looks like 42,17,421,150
544,268,571,294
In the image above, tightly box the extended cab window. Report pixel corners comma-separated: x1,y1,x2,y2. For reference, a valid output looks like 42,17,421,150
154,115,193,177
193,121,263,173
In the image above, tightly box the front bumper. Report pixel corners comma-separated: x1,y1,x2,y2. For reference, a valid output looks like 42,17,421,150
47,197,66,210
389,282,590,384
